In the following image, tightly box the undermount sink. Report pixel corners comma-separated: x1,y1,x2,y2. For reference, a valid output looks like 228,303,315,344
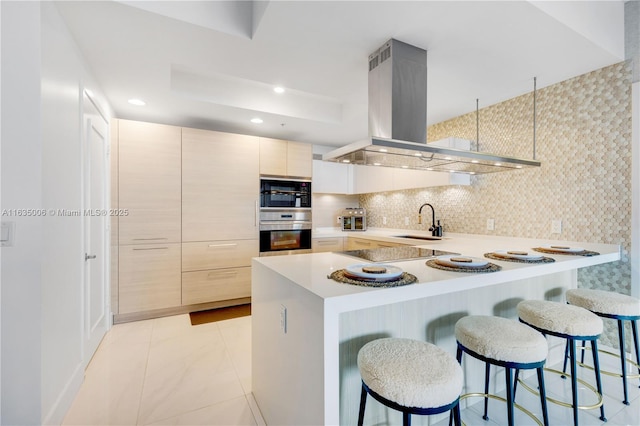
393,235,442,241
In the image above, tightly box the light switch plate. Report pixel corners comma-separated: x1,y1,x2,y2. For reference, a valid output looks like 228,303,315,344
486,218,495,231
551,219,562,234
1,222,14,247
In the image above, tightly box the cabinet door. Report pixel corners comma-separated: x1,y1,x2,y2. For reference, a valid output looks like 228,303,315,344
182,267,251,305
118,243,181,314
182,128,259,242
182,240,259,271
351,164,394,194
259,138,288,176
118,120,182,244
312,237,344,253
286,141,313,178
312,160,351,194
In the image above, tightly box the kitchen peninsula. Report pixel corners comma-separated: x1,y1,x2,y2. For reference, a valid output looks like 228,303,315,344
251,232,620,425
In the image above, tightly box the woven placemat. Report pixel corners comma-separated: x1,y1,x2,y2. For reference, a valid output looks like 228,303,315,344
426,259,501,273
327,270,417,287
532,247,600,257
484,253,556,264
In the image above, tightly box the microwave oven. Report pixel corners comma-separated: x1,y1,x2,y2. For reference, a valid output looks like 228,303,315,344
260,178,311,209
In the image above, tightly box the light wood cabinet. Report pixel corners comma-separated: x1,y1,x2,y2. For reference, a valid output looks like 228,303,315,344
182,128,259,242
182,267,251,305
182,240,258,272
118,243,181,314
345,237,409,251
118,120,182,244
312,237,344,253
260,138,312,178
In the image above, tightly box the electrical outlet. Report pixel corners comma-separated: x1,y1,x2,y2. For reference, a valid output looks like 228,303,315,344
382,216,387,225
336,216,341,224
404,217,409,226
280,304,287,334
486,218,495,231
551,219,562,234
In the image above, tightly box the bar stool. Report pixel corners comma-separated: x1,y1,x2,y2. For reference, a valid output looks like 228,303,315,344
357,337,463,426
454,315,549,426
565,288,640,405
518,300,606,426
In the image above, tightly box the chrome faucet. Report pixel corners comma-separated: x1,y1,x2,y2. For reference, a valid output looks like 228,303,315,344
418,203,443,237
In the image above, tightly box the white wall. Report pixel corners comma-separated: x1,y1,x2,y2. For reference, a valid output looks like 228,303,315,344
1,2,44,424
1,2,112,424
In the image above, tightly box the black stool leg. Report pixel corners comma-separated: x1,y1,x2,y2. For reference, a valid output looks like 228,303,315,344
537,366,549,426
592,340,607,421
505,367,515,426
513,368,520,397
357,382,367,426
632,319,640,388
451,402,462,426
569,338,579,426
402,411,411,426
618,319,630,405
483,362,491,421
562,340,570,378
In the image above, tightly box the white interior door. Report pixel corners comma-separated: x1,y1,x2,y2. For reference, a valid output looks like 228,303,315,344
83,91,109,363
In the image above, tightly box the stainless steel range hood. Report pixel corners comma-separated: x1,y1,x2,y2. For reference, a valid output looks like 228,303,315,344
323,39,541,174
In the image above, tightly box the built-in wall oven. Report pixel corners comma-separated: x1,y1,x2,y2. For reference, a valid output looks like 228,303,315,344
260,178,311,209
259,209,312,256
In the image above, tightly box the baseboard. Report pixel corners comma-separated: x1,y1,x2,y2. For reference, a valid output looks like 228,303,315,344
41,361,84,425
113,297,252,324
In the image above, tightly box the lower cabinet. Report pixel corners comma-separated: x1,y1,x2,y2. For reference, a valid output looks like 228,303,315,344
345,237,409,251
181,239,258,306
182,267,251,305
118,243,182,314
312,237,344,253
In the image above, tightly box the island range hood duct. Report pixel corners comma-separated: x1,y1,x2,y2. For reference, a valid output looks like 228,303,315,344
323,39,541,174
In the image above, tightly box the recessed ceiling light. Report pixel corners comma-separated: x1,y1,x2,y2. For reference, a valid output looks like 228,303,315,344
250,118,263,124
449,170,455,173
401,165,409,169
273,86,285,94
379,148,388,153
426,167,433,171
373,162,381,166
495,162,502,166
470,172,476,175
414,153,423,157
444,156,452,160
341,159,351,163
516,165,523,169
128,98,146,106
471,160,479,164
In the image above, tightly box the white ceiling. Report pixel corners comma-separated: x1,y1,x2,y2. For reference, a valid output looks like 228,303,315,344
55,1,625,147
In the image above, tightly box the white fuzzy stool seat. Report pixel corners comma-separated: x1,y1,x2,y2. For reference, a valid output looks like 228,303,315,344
517,299,606,426
454,316,549,426
566,288,640,405
357,338,463,426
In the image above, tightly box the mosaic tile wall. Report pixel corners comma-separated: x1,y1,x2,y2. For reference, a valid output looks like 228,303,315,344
360,62,633,348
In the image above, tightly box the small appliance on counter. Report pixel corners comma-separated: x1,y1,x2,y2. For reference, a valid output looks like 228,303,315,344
341,208,367,231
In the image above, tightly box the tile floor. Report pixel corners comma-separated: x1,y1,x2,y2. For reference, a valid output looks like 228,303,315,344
64,314,640,425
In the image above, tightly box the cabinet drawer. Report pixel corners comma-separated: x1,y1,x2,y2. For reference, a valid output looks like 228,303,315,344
182,240,258,271
118,243,181,314
312,237,344,253
182,267,251,305
345,237,377,251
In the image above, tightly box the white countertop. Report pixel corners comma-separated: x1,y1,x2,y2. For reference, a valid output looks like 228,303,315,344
254,230,620,313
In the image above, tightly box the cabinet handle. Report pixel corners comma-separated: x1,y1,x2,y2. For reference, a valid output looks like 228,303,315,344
255,200,258,227
356,240,371,246
133,247,169,251
207,270,238,279
133,238,168,241
317,240,337,245
85,253,97,261
207,243,238,249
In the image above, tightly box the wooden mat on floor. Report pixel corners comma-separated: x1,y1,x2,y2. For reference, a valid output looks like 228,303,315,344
189,304,251,326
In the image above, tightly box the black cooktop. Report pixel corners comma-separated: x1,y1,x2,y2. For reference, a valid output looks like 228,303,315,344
337,246,459,263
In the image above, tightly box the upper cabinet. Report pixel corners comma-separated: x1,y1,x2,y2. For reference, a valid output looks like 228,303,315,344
118,120,182,245
312,160,470,194
182,128,260,242
259,138,312,178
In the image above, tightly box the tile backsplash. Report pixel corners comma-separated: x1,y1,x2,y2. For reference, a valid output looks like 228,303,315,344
360,61,633,348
